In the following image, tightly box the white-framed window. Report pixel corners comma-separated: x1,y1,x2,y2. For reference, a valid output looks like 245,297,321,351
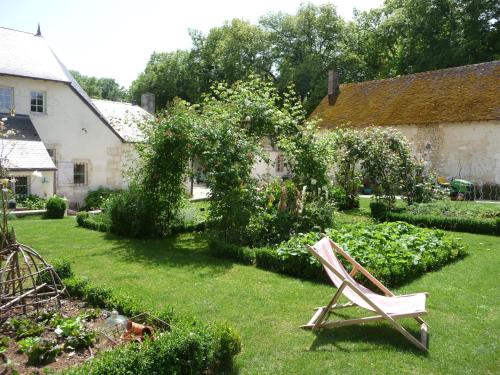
0,87,14,112
13,176,29,198
73,163,87,185
30,91,46,113
276,154,285,172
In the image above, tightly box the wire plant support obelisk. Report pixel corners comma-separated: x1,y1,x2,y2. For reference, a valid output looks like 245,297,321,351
0,179,67,321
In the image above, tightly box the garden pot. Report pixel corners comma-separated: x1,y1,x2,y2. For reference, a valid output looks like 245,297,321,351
126,320,154,338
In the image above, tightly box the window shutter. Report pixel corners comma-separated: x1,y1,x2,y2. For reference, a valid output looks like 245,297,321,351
57,161,74,186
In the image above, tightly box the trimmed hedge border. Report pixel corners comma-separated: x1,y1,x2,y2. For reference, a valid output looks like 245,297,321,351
370,202,499,236
50,261,241,374
207,238,327,283
76,212,206,235
76,212,111,233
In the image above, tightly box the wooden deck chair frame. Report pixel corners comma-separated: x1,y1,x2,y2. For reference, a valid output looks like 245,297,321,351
301,238,429,352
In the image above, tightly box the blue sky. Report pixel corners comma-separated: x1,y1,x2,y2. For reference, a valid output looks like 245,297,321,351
1,0,383,88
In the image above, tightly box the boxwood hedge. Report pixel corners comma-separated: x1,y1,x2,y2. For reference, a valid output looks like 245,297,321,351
51,262,241,374
208,222,467,287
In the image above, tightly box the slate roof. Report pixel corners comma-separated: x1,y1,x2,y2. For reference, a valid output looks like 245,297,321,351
92,100,149,142
0,114,56,170
312,61,500,128
0,27,125,142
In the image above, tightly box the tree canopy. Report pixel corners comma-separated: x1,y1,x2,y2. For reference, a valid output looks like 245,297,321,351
130,0,499,113
70,70,129,102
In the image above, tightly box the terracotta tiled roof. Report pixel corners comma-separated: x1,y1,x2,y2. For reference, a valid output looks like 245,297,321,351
312,61,500,128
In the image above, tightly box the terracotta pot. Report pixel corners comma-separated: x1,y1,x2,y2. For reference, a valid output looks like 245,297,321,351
126,320,154,338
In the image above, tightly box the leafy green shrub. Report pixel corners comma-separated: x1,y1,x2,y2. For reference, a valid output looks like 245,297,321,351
84,187,119,210
370,200,500,235
107,188,160,238
244,179,334,246
55,316,96,349
252,222,467,286
326,222,467,285
18,337,61,365
384,212,498,236
370,200,389,219
207,238,255,265
9,317,45,339
76,212,111,232
16,194,46,210
51,258,74,279
403,200,500,219
59,273,241,374
329,186,358,210
45,196,67,219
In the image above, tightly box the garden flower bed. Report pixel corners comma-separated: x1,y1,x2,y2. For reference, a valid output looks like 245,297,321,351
209,221,467,286
1,301,111,374
371,200,500,235
0,261,240,374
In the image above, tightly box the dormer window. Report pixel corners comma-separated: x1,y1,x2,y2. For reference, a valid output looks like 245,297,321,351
30,91,46,113
0,87,13,112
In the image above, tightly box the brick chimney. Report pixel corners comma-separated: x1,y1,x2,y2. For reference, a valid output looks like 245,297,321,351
141,93,155,114
328,70,340,106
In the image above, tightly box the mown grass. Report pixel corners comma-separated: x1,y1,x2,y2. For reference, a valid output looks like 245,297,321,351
12,213,500,374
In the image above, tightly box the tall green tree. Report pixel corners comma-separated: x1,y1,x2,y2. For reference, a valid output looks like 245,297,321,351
260,3,350,113
70,70,129,101
189,19,274,95
351,0,500,76
129,50,198,109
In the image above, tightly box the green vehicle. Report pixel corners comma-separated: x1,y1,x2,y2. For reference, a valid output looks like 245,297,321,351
450,178,474,200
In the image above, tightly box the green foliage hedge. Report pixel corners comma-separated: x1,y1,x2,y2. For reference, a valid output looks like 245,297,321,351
16,194,46,210
384,212,499,236
76,212,111,233
51,262,241,374
84,187,119,210
207,238,256,265
208,222,467,287
45,196,67,219
370,201,499,236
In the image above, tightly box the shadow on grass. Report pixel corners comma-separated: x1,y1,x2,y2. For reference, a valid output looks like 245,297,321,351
307,322,428,355
95,232,233,275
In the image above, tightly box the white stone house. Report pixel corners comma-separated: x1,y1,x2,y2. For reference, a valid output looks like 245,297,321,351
311,61,500,191
0,26,150,207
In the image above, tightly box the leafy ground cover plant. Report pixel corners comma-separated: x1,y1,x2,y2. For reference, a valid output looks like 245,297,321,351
8,317,45,339
371,200,500,235
18,337,62,365
55,316,96,350
403,200,500,219
273,221,467,286
84,187,120,210
16,195,46,210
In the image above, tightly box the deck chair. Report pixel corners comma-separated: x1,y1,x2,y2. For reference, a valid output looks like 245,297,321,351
301,237,429,351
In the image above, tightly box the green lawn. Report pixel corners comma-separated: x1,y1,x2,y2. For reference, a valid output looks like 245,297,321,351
13,217,500,374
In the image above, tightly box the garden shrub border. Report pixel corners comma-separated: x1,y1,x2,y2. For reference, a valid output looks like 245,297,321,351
208,221,468,287
50,261,241,374
207,238,328,283
370,202,500,236
76,212,206,235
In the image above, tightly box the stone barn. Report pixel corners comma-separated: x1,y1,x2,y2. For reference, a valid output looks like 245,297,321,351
311,61,500,197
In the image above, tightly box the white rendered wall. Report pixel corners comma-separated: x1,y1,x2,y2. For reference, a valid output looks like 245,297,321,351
0,76,133,205
9,170,54,198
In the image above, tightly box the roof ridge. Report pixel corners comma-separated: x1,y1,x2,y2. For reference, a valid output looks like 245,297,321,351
0,26,36,35
92,98,135,106
340,60,500,88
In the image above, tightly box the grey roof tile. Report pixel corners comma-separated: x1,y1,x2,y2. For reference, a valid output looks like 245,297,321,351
92,99,150,142
0,27,125,142
0,114,56,170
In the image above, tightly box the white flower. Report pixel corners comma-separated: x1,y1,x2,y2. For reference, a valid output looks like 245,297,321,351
311,179,317,185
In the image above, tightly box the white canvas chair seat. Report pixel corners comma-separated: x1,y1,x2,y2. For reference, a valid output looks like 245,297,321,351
301,237,430,351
